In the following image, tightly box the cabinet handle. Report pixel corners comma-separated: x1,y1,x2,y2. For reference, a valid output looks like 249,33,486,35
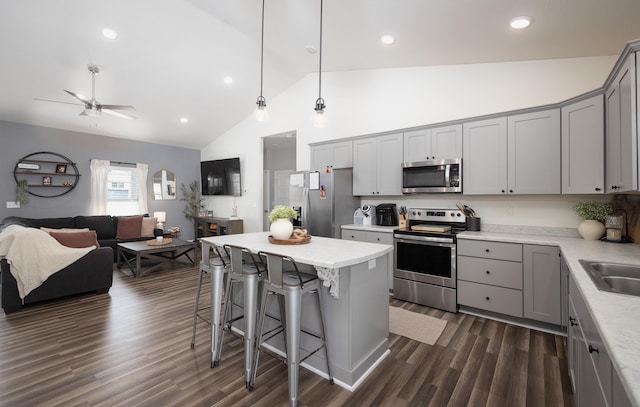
485,296,490,301
595,187,601,191
485,270,490,274
509,189,514,193
588,345,599,354
569,316,578,326
501,189,506,193
485,249,490,253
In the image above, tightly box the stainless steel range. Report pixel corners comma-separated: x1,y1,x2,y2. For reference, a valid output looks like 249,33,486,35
393,208,466,313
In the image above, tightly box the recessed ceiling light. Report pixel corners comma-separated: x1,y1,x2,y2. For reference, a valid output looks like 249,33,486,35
180,117,189,124
223,76,233,85
304,45,317,54
101,28,118,40
510,16,532,29
381,34,396,46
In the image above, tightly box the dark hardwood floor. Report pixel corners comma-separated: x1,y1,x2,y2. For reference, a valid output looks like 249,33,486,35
0,263,574,406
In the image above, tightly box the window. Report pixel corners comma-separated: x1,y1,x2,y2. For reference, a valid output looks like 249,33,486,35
107,165,141,216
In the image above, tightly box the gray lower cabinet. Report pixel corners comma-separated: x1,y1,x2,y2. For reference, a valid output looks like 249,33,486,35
568,274,632,407
342,229,394,291
458,239,562,327
523,245,561,325
352,133,403,196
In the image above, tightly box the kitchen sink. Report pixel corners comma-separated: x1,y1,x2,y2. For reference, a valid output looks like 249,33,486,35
579,260,640,297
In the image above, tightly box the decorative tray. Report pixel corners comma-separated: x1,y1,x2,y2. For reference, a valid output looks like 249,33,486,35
268,235,312,245
146,238,173,246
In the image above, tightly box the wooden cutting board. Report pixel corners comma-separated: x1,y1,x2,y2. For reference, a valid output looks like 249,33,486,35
411,225,451,232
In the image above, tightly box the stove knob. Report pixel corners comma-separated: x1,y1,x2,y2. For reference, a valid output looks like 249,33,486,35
450,213,454,217
417,211,421,216
456,213,461,217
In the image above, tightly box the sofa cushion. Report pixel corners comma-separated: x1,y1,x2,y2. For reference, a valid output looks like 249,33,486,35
141,217,157,237
49,230,99,248
116,216,143,239
74,216,117,240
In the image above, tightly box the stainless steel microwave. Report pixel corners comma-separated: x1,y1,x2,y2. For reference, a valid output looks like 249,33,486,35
402,158,462,193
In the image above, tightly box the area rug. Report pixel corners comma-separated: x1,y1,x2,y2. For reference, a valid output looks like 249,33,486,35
389,306,447,345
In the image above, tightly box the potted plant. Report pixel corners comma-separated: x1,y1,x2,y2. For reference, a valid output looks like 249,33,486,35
269,205,297,240
181,181,205,238
573,201,612,240
15,179,29,206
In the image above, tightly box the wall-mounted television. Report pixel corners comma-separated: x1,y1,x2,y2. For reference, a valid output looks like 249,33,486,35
200,157,241,196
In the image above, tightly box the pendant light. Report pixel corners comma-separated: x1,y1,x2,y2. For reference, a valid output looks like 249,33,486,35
313,0,327,128
255,0,268,121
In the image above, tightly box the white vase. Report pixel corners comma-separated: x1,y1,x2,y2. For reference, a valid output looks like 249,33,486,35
577,220,605,240
270,218,293,240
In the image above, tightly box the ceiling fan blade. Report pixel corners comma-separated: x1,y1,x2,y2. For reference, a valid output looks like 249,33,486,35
64,89,89,102
101,104,136,111
34,98,84,106
102,108,136,120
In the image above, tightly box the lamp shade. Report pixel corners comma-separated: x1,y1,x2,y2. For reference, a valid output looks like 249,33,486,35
153,211,167,223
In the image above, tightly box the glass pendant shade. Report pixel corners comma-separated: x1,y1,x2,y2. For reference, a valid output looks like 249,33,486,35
255,96,269,121
313,98,327,128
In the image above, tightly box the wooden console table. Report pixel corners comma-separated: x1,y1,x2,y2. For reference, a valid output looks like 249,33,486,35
195,216,243,238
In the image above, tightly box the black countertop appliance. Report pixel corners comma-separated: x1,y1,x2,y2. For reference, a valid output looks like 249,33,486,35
376,203,398,226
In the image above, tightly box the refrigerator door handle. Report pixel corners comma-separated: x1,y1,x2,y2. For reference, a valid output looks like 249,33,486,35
302,187,309,230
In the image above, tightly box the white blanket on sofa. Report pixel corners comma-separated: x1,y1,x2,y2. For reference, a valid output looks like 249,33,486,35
0,224,95,299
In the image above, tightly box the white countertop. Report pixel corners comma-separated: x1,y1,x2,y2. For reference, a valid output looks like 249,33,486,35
458,231,640,406
341,224,398,233
200,231,393,270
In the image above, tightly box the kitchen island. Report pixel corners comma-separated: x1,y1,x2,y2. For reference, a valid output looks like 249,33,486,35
200,232,393,390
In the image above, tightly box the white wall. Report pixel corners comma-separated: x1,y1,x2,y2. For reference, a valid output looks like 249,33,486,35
201,55,617,232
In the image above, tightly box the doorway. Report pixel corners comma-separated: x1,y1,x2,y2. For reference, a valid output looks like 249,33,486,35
262,132,297,230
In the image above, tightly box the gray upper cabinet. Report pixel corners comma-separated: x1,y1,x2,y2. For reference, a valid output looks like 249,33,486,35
523,244,561,325
463,117,508,194
310,140,352,172
605,53,637,193
463,109,560,195
353,133,403,196
507,109,561,194
561,95,605,194
403,124,462,162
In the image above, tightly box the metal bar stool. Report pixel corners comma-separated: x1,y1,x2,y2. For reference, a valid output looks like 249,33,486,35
190,244,229,367
250,251,333,406
217,244,266,389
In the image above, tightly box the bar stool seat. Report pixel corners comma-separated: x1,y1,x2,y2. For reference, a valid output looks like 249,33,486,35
250,251,333,406
217,244,267,389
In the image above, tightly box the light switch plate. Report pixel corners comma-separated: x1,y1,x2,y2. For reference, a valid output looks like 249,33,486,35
6,201,20,208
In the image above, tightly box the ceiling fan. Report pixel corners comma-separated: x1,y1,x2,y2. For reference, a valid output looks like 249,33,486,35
35,65,136,120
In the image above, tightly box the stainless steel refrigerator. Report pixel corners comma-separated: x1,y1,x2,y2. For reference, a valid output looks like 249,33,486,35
289,168,360,238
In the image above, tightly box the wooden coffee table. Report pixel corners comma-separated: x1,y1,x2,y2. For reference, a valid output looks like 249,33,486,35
117,239,197,277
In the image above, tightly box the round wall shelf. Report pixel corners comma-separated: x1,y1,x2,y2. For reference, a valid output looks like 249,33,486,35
13,151,81,198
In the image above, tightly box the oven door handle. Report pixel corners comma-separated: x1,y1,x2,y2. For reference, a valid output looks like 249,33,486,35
394,236,455,245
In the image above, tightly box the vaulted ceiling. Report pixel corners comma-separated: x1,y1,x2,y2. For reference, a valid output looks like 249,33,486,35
1,0,639,149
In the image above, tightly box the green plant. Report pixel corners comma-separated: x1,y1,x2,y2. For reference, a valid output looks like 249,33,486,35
573,201,612,221
181,181,205,237
269,205,297,223
15,179,29,206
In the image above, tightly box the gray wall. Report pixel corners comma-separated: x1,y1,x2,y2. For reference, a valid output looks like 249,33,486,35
0,120,201,239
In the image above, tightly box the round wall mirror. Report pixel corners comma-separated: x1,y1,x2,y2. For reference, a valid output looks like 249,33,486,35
152,169,177,200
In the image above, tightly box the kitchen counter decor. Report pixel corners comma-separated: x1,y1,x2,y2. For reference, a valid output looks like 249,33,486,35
573,201,611,240
268,205,296,240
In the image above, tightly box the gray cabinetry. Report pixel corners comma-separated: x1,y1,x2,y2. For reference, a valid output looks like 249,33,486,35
342,228,394,290
561,95,605,194
523,245,561,325
403,124,462,162
310,140,352,172
605,53,637,193
463,109,560,195
353,133,403,196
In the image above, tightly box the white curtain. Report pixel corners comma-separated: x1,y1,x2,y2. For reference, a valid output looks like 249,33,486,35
89,159,110,215
136,163,149,215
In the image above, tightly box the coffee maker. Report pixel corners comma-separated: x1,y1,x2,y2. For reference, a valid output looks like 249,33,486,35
376,203,398,226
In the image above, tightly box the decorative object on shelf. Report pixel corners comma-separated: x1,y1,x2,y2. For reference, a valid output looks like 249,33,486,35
574,201,612,240
13,151,80,198
15,179,29,206
313,0,327,128
181,180,205,239
153,211,166,230
269,205,296,240
254,0,269,121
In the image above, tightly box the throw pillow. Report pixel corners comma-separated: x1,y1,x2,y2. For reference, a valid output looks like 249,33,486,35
141,217,157,237
116,215,144,239
50,230,99,248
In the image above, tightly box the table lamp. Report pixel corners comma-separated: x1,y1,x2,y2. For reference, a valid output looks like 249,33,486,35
154,211,166,230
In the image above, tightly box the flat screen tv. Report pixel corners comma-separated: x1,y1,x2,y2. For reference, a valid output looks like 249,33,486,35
200,157,241,196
